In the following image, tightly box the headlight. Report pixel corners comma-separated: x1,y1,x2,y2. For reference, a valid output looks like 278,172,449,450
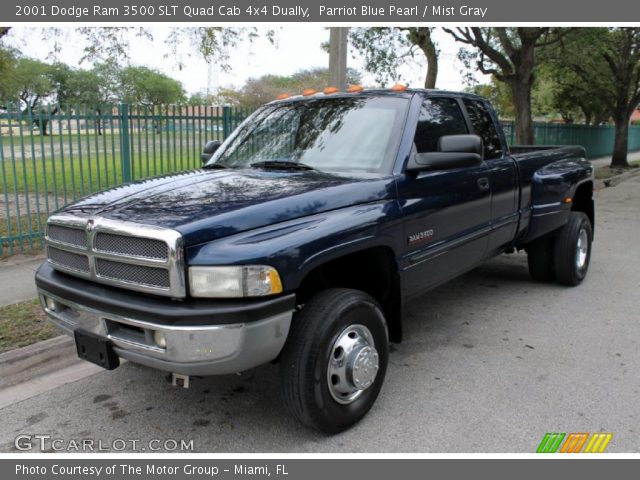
188,266,283,298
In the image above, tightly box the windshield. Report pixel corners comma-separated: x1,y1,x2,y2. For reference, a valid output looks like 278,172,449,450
207,96,409,173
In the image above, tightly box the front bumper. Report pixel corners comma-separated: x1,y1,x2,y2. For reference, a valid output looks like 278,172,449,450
36,263,295,375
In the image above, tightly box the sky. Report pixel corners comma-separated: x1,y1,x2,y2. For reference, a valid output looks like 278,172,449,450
5,27,487,96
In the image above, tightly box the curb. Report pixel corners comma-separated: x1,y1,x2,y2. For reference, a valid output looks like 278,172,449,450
595,167,640,190
0,335,80,390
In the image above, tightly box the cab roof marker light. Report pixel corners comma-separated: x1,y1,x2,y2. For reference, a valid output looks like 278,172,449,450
323,87,340,95
276,93,291,100
302,88,318,96
390,83,408,92
346,85,364,93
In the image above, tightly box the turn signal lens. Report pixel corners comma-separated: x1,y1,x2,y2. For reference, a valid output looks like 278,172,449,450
390,83,408,92
564,197,573,203
346,85,364,93
276,93,290,100
324,87,340,94
302,88,318,96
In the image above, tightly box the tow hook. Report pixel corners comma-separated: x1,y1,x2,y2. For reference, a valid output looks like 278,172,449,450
171,373,190,388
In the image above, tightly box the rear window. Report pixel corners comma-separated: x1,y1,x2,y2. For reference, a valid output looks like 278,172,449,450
463,99,504,160
413,97,468,153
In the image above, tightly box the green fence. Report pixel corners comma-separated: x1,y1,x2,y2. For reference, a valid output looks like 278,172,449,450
0,104,249,256
501,122,640,158
2,104,640,257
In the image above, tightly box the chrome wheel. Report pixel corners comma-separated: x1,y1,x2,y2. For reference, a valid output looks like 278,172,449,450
327,324,380,405
576,228,589,270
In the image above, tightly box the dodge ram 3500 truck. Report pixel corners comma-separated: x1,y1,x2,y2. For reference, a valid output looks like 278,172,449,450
36,89,594,433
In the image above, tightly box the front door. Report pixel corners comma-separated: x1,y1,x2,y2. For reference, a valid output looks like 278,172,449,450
398,96,492,299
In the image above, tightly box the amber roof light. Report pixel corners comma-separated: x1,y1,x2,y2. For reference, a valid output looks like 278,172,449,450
390,83,408,92
302,89,318,96
323,87,340,95
276,93,291,100
346,85,364,93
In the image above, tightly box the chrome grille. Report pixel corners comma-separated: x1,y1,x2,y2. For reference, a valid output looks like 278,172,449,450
96,259,170,288
94,232,168,260
44,215,185,297
46,224,87,248
47,246,90,273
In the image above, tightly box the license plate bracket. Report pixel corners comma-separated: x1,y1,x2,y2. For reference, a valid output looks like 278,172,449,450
74,329,120,370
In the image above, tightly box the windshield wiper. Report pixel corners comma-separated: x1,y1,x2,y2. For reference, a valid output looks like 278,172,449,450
202,162,230,170
250,160,315,171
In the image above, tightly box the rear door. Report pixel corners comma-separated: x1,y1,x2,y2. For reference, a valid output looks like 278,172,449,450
462,98,519,254
398,95,492,299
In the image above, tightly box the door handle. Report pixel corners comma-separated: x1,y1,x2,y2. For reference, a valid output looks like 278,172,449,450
477,177,490,191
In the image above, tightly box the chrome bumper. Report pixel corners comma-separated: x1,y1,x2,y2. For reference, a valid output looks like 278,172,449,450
38,288,293,376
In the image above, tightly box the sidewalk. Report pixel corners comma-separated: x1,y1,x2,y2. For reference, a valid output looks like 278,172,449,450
589,149,640,167
0,256,94,408
0,255,44,307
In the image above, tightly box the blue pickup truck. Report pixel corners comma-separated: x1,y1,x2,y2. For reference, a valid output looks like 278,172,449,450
36,89,594,433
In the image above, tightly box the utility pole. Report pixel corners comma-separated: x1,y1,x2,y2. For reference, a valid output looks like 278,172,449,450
329,27,349,90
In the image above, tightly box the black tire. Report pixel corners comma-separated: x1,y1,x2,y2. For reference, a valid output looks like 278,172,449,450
279,288,389,434
526,236,556,282
554,211,593,286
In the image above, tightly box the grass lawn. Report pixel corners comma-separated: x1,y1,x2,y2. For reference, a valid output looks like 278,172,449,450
0,213,46,257
0,298,58,354
1,132,206,196
594,160,640,179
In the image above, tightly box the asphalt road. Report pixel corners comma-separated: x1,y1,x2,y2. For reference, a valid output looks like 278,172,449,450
1,176,639,453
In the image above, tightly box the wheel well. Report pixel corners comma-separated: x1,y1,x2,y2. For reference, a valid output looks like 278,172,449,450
571,181,594,233
296,247,403,342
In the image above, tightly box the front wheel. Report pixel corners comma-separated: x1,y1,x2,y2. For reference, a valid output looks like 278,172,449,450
554,211,593,286
279,288,388,434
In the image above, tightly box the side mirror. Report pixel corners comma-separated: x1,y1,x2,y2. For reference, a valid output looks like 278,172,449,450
407,134,483,172
201,140,222,164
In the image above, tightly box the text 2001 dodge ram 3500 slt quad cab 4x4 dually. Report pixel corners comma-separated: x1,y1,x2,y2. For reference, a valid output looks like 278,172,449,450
36,89,594,433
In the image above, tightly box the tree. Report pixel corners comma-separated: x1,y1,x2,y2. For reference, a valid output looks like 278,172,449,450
548,28,640,167
468,75,566,122
62,67,110,135
0,54,77,134
120,66,185,106
119,66,185,132
216,68,362,109
11,58,58,135
4,26,274,72
536,60,610,125
60,62,121,134
187,92,213,106
444,27,570,144
0,47,18,102
349,27,438,88
467,81,515,119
